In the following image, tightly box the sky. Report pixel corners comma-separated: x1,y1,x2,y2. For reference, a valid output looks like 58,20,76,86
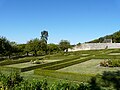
0,0,120,44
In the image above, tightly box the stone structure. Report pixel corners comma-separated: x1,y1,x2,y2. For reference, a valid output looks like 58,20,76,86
103,39,112,43
68,43,120,52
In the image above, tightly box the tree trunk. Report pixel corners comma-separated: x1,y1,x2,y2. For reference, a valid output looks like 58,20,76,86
35,50,37,56
26,52,29,56
8,54,11,59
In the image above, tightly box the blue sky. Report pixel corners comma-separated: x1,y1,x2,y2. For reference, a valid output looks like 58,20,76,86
0,0,120,44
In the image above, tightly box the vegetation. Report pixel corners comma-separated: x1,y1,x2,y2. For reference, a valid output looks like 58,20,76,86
100,59,120,67
1,71,120,90
1,31,120,89
88,30,120,43
59,40,71,52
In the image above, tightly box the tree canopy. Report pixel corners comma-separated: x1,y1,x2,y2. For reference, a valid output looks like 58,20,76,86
88,30,120,43
40,30,48,43
59,40,71,52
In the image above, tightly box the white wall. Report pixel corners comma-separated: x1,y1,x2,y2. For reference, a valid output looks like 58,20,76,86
68,43,120,51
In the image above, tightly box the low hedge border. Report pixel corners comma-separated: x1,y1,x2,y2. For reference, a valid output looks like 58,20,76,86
93,55,120,59
34,69,94,82
0,66,21,73
20,56,81,72
42,57,92,70
0,57,43,66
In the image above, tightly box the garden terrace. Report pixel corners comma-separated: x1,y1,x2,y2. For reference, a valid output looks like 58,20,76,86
57,59,120,75
1,49,120,84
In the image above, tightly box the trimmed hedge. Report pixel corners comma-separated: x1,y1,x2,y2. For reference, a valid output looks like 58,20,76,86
42,56,92,70
34,69,93,82
0,66,21,73
93,55,120,59
0,57,43,66
20,56,81,72
100,59,120,67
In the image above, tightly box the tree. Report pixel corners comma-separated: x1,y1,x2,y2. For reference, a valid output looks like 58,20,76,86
59,40,71,52
0,36,13,58
47,44,60,54
76,42,81,46
40,31,48,44
27,38,41,56
89,77,101,90
102,71,120,90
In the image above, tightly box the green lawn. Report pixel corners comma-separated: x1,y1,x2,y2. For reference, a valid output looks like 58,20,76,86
58,59,120,75
108,53,120,55
5,60,60,68
1,49,120,84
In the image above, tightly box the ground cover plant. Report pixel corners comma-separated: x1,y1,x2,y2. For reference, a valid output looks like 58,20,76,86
1,71,120,90
34,69,93,82
58,59,120,75
1,49,120,89
100,59,120,67
1,54,82,72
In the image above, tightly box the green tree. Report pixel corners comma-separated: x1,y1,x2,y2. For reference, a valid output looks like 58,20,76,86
0,36,13,58
102,71,120,90
47,43,60,54
59,40,71,52
40,30,48,44
24,42,31,56
27,38,41,56
16,44,26,55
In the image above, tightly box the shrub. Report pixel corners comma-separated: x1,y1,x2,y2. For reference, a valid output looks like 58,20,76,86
100,59,120,67
102,71,120,90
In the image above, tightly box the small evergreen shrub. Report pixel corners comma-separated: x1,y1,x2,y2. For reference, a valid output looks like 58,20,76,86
100,59,120,67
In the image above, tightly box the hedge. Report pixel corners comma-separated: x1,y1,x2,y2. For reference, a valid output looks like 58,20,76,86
42,56,92,70
0,57,43,66
0,66,21,73
93,55,120,59
20,56,81,72
34,69,93,82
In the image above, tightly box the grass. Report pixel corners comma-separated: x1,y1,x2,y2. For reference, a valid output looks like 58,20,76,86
58,59,120,75
2,55,81,72
5,60,60,68
1,49,120,84
42,57,92,70
34,69,93,82
108,53,120,55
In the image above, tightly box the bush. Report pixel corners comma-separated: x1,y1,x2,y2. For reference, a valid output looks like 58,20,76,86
43,56,92,70
100,59,120,67
101,71,120,90
0,72,23,89
0,57,43,66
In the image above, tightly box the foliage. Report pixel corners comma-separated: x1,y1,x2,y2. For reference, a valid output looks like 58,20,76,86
41,30,48,44
0,57,42,66
59,40,71,52
0,36,12,58
34,69,92,82
100,59,120,67
0,72,23,89
42,56,92,70
88,77,101,90
1,71,120,90
88,30,120,43
47,43,60,54
27,38,41,56
102,71,120,90
31,59,44,64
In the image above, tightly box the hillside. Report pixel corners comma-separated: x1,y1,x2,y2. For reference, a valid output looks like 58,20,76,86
88,30,120,43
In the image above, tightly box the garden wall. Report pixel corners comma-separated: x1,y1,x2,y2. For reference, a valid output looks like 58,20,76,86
69,43,120,51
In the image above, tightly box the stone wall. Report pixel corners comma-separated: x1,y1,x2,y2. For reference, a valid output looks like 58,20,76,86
68,43,120,51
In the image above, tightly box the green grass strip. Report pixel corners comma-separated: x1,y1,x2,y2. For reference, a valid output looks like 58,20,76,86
0,66,21,73
34,69,94,82
42,57,92,70
0,57,43,66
